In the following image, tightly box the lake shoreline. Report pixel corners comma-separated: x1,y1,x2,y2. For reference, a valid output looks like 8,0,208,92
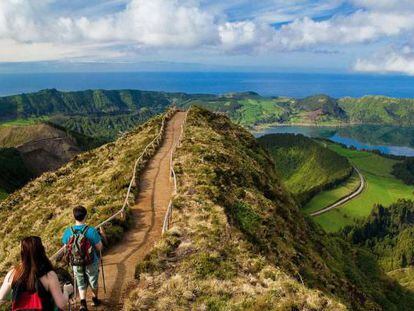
253,123,414,157
250,121,412,133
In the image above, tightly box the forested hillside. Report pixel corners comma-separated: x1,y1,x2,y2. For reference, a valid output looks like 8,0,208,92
258,134,352,205
342,200,414,290
125,107,414,310
342,200,414,271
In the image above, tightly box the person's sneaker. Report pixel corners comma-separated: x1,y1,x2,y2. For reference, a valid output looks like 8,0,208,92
92,297,101,307
80,299,88,311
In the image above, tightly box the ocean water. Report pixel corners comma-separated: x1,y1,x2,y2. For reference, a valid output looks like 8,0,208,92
2,72,414,98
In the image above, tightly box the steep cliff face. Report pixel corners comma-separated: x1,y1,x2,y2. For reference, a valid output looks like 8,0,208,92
125,107,414,310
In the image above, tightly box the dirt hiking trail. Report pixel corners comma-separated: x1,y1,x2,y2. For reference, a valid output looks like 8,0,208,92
94,112,186,310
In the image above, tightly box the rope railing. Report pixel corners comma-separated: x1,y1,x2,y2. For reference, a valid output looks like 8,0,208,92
51,108,177,261
162,110,188,234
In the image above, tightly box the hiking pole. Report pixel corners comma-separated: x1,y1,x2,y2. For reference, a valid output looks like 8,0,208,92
73,268,77,309
100,250,107,294
67,287,72,311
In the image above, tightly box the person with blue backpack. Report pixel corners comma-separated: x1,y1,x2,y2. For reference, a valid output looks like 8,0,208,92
62,206,103,311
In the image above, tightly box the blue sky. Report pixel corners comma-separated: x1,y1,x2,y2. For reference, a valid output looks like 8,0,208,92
1,0,414,74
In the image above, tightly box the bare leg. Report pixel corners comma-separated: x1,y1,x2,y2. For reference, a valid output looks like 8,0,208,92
79,289,87,300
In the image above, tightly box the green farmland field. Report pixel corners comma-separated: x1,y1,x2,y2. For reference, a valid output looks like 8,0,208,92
305,143,414,232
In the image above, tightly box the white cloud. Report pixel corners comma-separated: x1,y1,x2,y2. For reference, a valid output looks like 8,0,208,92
0,0,45,42
70,0,219,47
354,46,414,75
272,9,414,50
351,0,414,11
219,21,273,52
2,0,414,71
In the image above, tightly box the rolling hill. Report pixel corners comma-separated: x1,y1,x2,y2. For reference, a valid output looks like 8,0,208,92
2,89,414,137
258,134,353,205
0,88,184,141
291,94,348,123
0,88,177,120
339,96,414,126
184,93,414,127
124,107,414,310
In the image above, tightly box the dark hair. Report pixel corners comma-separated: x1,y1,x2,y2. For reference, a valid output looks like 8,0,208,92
73,205,87,221
13,236,53,291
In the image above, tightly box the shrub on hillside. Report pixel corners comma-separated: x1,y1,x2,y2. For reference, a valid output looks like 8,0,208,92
392,158,414,185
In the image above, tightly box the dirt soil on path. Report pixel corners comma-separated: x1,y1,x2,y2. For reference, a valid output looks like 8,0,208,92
92,112,186,310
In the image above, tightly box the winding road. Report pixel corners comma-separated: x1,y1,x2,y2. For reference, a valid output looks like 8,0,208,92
94,112,186,310
310,166,365,217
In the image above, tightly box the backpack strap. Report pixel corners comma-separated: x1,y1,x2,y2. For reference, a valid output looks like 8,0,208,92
70,227,75,235
81,225,89,235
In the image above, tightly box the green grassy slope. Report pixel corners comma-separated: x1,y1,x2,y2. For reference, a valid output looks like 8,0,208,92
0,112,169,273
308,143,414,232
339,96,414,126
388,268,414,291
230,98,290,127
291,94,348,123
258,134,352,205
125,107,414,311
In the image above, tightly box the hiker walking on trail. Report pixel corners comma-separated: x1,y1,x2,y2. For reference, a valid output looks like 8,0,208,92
0,236,74,310
62,206,103,311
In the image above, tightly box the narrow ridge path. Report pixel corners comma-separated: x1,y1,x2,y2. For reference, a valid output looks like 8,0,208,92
95,112,186,310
